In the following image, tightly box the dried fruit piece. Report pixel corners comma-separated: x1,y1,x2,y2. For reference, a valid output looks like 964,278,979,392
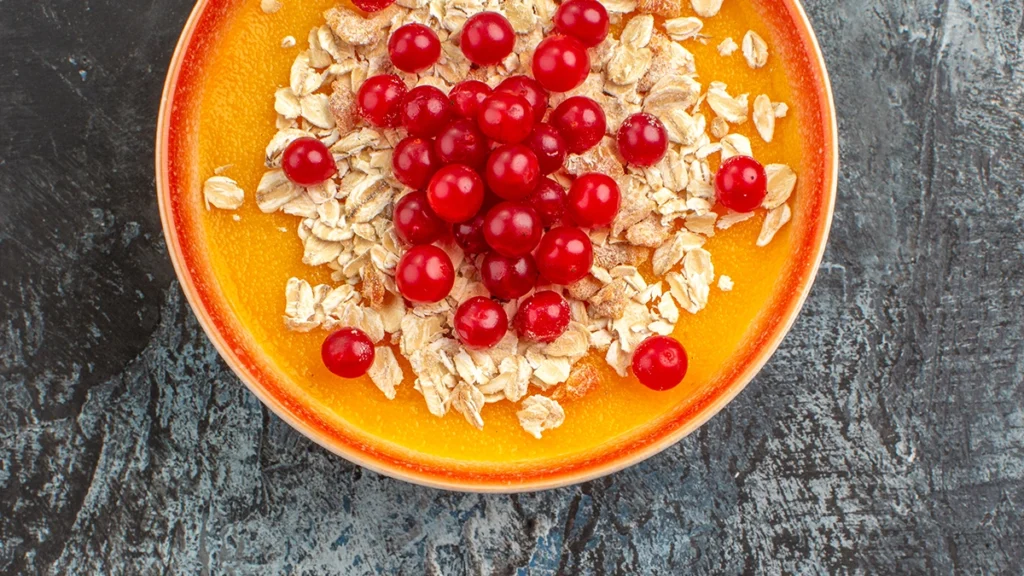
551,362,599,401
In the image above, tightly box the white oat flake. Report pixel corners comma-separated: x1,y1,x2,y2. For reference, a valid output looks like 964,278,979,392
517,396,566,439
742,30,769,69
203,176,244,210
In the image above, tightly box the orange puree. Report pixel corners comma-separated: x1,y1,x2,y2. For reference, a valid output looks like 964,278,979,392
194,1,804,463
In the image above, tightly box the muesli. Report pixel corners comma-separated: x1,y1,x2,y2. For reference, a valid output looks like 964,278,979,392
203,0,795,437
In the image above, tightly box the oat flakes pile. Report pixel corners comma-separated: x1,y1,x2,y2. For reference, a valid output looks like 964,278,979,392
204,0,796,438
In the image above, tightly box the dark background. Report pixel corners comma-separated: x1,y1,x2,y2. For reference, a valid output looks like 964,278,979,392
2,0,1023,574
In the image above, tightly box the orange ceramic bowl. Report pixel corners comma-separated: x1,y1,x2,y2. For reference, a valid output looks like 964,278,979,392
157,0,837,492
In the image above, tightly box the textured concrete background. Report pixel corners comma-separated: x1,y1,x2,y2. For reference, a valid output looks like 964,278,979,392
2,0,1023,574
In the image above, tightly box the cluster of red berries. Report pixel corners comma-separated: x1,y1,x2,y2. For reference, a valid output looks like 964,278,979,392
350,2,640,355
301,0,771,391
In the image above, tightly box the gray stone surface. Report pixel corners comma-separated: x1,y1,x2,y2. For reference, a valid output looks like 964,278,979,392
1,0,1023,573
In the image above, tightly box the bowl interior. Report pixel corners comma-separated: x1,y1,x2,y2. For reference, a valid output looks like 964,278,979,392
157,0,837,491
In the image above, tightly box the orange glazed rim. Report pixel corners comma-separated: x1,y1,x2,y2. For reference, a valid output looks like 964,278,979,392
156,0,838,492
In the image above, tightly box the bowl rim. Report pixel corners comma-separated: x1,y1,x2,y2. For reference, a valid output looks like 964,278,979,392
156,0,838,492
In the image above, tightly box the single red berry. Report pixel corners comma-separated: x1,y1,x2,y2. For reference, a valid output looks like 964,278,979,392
393,190,446,245
452,214,489,255
525,124,568,175
321,328,375,378
632,336,688,391
529,177,567,227
352,0,395,12
434,119,489,168
617,113,668,166
357,74,408,128
449,80,492,118
401,85,453,138
532,35,590,93
426,164,485,223
392,136,440,189
484,144,541,201
388,24,441,73
481,253,539,300
553,0,609,47
715,155,768,212
396,244,455,303
460,12,515,65
515,290,570,343
477,92,535,144
535,226,593,285
549,96,606,153
567,173,620,227
495,76,549,123
282,137,336,186
454,296,509,349
483,202,542,257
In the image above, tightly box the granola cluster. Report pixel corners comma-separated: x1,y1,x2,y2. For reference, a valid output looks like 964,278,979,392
206,0,796,438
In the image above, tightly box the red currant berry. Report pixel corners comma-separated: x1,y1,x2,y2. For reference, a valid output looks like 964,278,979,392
617,113,668,166
632,336,688,391
567,173,620,227
449,80,492,118
396,244,455,303
454,296,509,349
484,144,541,201
392,136,440,189
515,291,570,343
554,0,609,47
452,214,488,255
426,164,485,223
388,24,441,73
495,76,549,123
461,12,515,66
715,155,768,212
477,92,535,144
483,202,542,257
352,0,395,12
549,96,606,153
321,328,375,378
434,119,489,168
401,85,453,138
393,191,445,245
532,35,590,93
481,253,539,300
529,177,567,227
357,74,407,128
525,123,568,175
535,226,593,285
282,137,336,186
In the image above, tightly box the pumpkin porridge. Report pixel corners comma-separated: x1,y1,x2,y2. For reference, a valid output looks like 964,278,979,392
195,0,804,462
